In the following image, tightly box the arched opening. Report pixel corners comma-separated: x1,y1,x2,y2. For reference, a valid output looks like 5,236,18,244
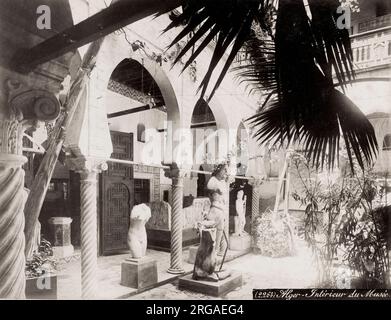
191,98,217,197
137,123,146,143
236,122,249,177
98,57,177,254
382,134,391,151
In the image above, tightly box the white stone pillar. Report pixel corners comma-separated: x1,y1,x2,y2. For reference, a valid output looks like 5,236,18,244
66,160,106,299
79,169,98,299
64,66,112,298
164,164,185,274
249,178,263,223
0,120,27,299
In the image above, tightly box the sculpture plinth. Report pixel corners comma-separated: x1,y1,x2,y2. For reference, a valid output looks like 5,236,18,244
121,204,158,289
121,257,158,289
178,272,242,297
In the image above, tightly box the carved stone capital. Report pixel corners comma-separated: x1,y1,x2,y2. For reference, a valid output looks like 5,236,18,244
248,177,264,188
66,156,108,175
6,79,61,123
163,163,188,185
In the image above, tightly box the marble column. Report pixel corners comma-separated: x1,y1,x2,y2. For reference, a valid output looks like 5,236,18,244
79,169,98,299
223,178,232,239
249,178,263,223
0,80,60,299
65,161,106,299
0,119,27,299
165,165,185,274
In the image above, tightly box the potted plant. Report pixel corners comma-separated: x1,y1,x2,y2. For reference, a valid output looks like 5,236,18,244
25,238,58,299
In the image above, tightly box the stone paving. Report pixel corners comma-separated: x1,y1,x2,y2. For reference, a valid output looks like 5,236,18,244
56,241,318,300
130,242,318,300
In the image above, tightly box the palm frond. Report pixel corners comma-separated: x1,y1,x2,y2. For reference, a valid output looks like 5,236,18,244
232,30,277,95
163,0,269,100
246,0,377,170
248,88,378,170
163,0,378,170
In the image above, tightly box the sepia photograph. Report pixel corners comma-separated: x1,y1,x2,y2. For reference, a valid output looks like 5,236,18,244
0,0,390,309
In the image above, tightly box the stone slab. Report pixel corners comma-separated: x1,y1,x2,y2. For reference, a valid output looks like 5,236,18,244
178,272,242,297
229,234,251,251
121,257,158,289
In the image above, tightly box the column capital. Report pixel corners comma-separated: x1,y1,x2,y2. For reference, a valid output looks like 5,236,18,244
248,177,265,188
5,79,61,126
66,156,108,175
0,79,61,159
163,163,188,181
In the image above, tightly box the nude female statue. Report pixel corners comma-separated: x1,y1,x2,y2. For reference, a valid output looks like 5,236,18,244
234,189,247,236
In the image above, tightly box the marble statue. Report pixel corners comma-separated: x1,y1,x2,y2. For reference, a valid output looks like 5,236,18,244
206,163,228,256
234,190,247,236
204,189,227,257
127,203,151,259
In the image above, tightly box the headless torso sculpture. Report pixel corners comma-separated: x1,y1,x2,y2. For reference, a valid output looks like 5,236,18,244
127,203,151,259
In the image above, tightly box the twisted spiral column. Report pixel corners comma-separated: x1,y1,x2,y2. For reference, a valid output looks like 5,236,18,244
0,156,27,299
249,178,263,249
0,116,27,299
79,170,98,299
167,172,185,274
251,182,261,223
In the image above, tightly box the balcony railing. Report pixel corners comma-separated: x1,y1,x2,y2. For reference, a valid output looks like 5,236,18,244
350,28,391,70
358,14,391,34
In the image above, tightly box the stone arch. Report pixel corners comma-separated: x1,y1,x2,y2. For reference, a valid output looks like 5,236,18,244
92,37,182,164
383,134,391,151
95,46,181,124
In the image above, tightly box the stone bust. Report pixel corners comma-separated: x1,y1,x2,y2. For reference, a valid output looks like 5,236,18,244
127,203,151,259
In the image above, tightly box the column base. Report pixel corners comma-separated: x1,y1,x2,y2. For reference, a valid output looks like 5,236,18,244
167,267,185,275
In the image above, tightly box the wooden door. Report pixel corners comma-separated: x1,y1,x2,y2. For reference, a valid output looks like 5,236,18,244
100,131,134,255
134,179,150,205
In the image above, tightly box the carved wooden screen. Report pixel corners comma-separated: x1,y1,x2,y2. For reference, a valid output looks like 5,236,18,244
100,131,134,255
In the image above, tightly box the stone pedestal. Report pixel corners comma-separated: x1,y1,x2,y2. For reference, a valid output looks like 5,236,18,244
178,272,242,297
121,257,158,289
229,234,252,251
48,217,74,258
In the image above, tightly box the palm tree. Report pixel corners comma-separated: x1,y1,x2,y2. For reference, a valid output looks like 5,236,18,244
162,0,378,171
